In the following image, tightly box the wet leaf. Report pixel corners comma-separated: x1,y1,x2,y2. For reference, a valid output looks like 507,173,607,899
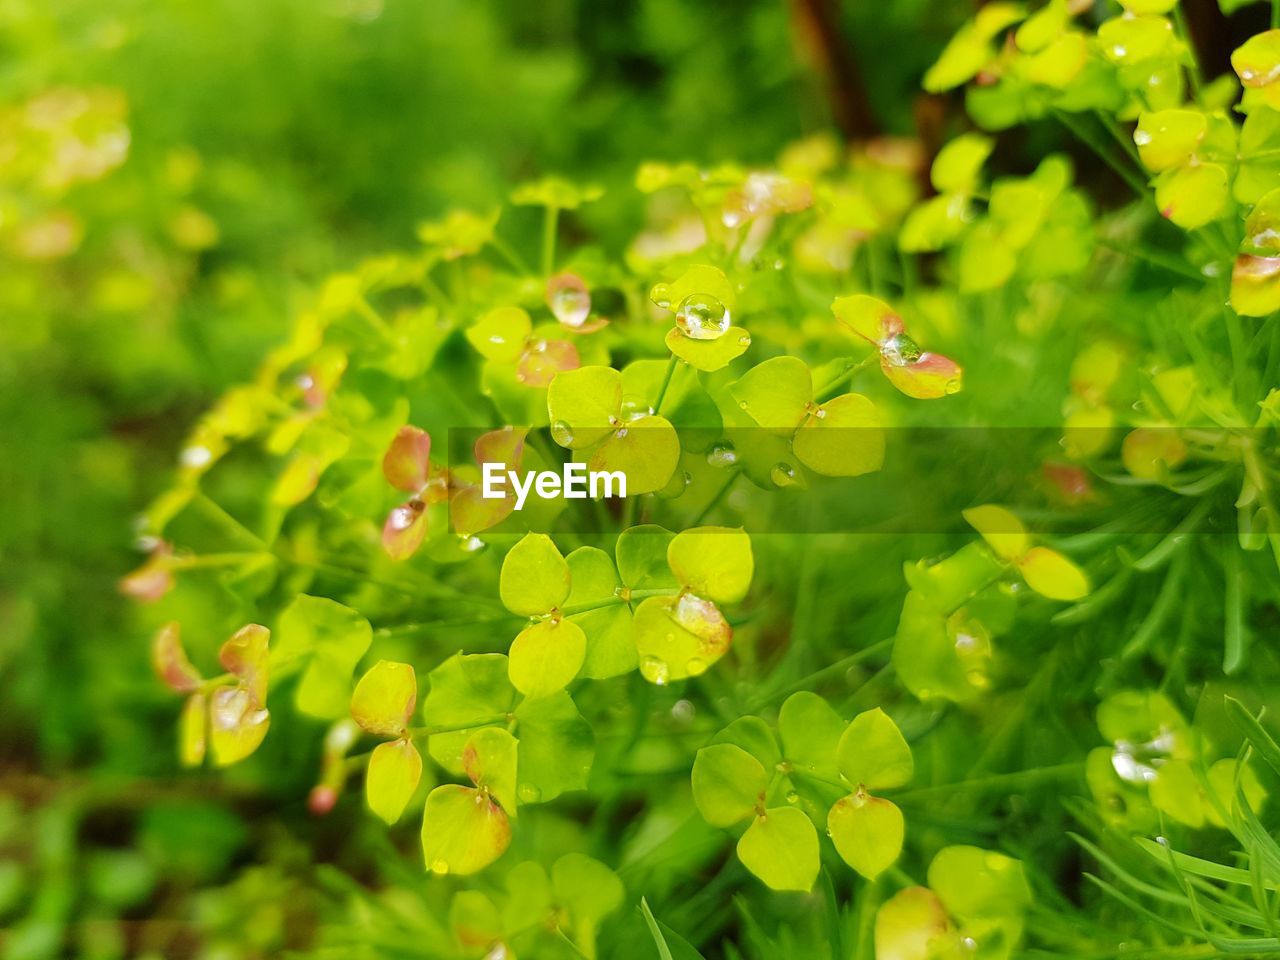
366,739,423,824
880,350,963,400
508,618,587,699
513,690,594,802
422,653,517,775
351,660,417,737
792,393,885,477
382,425,431,492
692,742,768,827
500,533,572,616
462,727,519,815
838,707,913,790
874,887,953,960
587,415,681,495
218,623,269,707
778,692,845,781
831,293,902,344
1134,109,1207,172
729,356,812,434
208,686,270,767
633,594,732,685
665,325,752,372
736,807,820,892
1155,162,1229,229
666,526,754,604
615,524,679,590
547,365,623,450
1017,546,1090,600
828,792,904,880
565,546,636,678
420,784,511,876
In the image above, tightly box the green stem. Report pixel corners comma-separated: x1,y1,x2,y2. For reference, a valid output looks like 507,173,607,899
407,715,510,738
489,233,533,275
746,638,893,710
542,205,560,276
1053,110,1149,199
653,355,680,414
894,762,1084,801
692,468,741,526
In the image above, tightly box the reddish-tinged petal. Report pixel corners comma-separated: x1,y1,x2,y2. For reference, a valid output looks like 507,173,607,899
880,351,963,399
153,622,203,693
383,499,430,560
382,425,432,492
121,549,174,602
473,426,528,470
832,294,904,345
449,482,515,537
219,624,270,707
1043,462,1094,504
516,339,579,387
209,686,271,767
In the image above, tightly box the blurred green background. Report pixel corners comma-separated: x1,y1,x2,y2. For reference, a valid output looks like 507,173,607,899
0,0,1031,955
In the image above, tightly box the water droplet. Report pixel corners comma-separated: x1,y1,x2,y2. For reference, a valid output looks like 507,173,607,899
180,445,212,469
430,859,450,875
1133,129,1152,146
547,274,591,328
518,783,542,803
671,699,695,722
770,462,798,488
785,790,800,804
686,657,707,677
706,440,738,467
649,282,673,310
620,397,654,421
551,419,575,446
736,333,751,347
944,377,962,395
459,535,486,554
880,332,923,367
640,655,671,686
675,293,731,341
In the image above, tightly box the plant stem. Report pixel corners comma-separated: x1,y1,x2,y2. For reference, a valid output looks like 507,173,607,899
1053,110,1149,199
653,354,679,413
542,205,559,276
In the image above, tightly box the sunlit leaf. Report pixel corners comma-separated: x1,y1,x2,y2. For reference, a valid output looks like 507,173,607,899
828,792,904,880
547,365,623,450
931,133,994,194
927,845,1032,920
875,887,954,960
633,594,732,685
366,739,423,824
665,325,752,372
666,526,754,604
837,707,913,790
508,618,587,699
351,660,417,737
382,425,431,492
792,393,884,477
420,784,511,876
275,595,373,719
500,533,572,616
692,743,768,827
962,504,1029,562
615,524,679,590
778,692,845,781
218,623,270,707
736,807,820,892
1016,546,1090,600
422,653,517,775
587,415,681,495
565,546,636,678
462,727,519,815
729,356,812,434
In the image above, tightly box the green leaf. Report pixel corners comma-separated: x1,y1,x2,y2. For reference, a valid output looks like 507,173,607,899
927,845,1032,921
1134,109,1207,172
874,887,953,960
513,690,594,802
565,546,636,678
420,784,511,876
692,743,768,827
1016,546,1090,600
932,133,994,194
736,807,820,892
633,594,732,684
500,533,572,616
421,653,517,774
1236,107,1280,203
728,356,812,435
366,739,423,824
665,326,752,372
1225,695,1280,777
466,306,531,364
792,393,884,477
508,618,587,699
179,692,207,767
1155,163,1229,229
275,595,373,719
828,792,904,880
666,526,754,604
713,715,782,770
350,660,417,737
462,727,519,815
552,853,624,926
962,504,1029,561
837,707,913,790
547,366,623,450
616,524,679,590
778,692,845,781
208,686,270,767
587,414,681,494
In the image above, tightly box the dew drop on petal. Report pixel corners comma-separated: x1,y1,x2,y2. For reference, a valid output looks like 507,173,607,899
518,783,542,803
770,462,798,488
547,273,591,329
675,293,731,341
640,655,671,686
550,419,575,446
430,859,450,875
880,331,923,367
706,440,738,468
649,282,673,310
